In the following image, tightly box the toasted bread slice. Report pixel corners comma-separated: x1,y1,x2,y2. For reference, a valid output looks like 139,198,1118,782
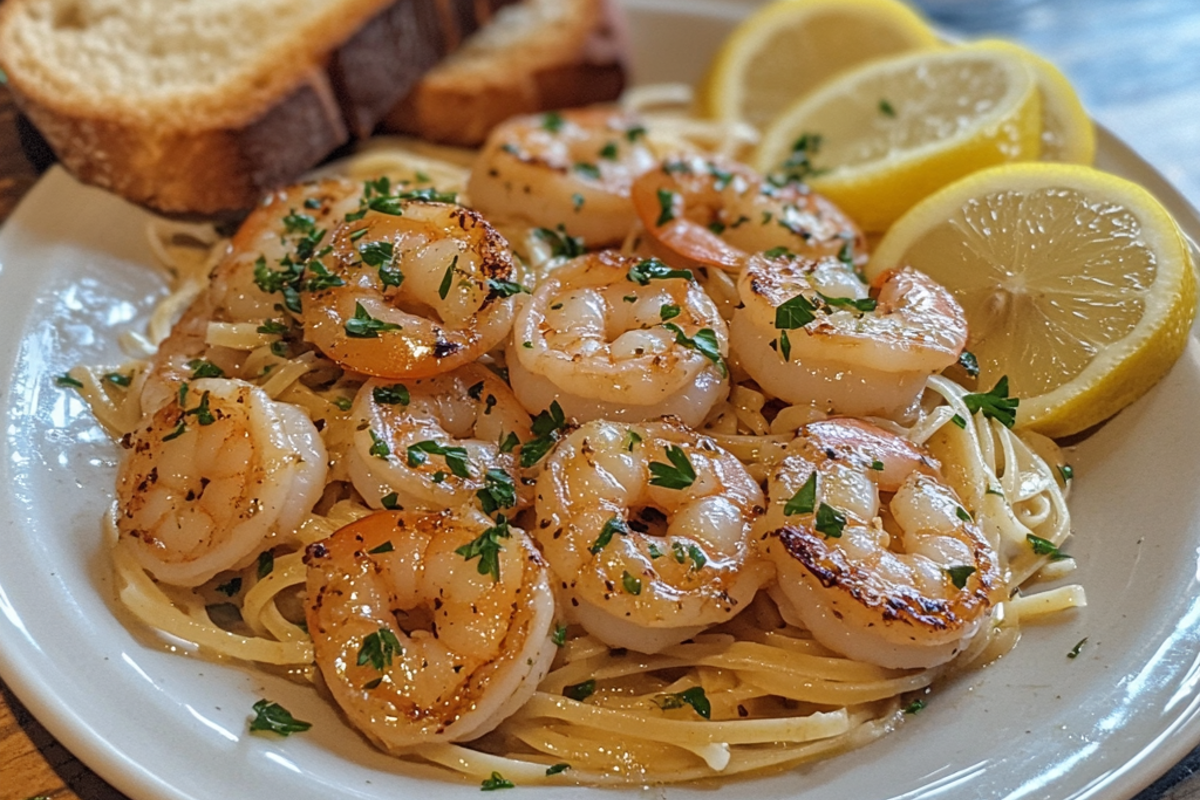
383,0,628,147
0,0,508,214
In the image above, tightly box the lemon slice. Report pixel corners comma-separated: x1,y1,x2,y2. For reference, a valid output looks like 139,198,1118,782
755,45,1043,232
867,162,1197,438
698,0,939,130
975,39,1095,164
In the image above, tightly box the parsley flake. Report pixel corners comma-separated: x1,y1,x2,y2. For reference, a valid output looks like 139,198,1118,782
563,679,595,701
784,472,817,516
481,771,515,791
627,257,693,285
815,503,846,538
520,401,566,468
477,468,517,515
345,302,402,338
962,376,1019,428
775,293,819,329
373,383,410,406
622,571,642,595
648,445,696,490
455,516,512,581
1027,533,1069,560
958,350,980,378
946,565,977,589
249,700,311,736
357,627,403,671
655,686,711,719
590,516,629,554
1068,637,1087,659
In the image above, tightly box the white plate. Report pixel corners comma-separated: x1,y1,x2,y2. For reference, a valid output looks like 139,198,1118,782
3,2,1200,799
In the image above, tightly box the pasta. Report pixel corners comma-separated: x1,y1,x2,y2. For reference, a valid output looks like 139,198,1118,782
73,98,1083,787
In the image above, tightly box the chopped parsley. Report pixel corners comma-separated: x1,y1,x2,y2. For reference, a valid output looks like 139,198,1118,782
368,540,395,554
455,515,512,581
381,492,401,510
654,686,711,719
648,445,696,490
1027,533,1069,560
563,679,596,701
574,162,602,180
775,133,824,183
249,700,311,736
904,698,927,715
662,323,725,375
534,225,586,258
104,371,133,387
372,383,410,406
499,431,520,453
481,771,515,791
599,141,619,160
477,468,517,515
215,577,242,596
946,565,977,589
655,188,677,226
257,551,274,579
962,376,1019,428
1058,464,1074,482
879,99,897,117
659,304,681,321
774,293,819,330
1068,637,1087,659
958,350,980,378
188,359,225,379
541,111,564,133
487,277,526,298
357,627,403,671
783,472,817,516
627,257,693,285
815,503,846,538
56,373,83,389
344,302,402,338
438,256,458,300
368,429,390,459
621,570,642,595
520,401,567,468
545,763,571,776
589,516,629,554
406,440,471,478
552,622,568,647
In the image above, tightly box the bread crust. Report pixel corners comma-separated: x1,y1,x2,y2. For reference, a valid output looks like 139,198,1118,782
382,0,629,147
0,0,495,214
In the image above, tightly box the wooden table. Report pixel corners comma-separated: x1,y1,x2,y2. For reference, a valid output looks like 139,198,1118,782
4,1,1200,795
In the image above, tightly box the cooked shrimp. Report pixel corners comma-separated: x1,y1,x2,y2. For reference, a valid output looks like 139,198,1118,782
208,179,362,324
304,200,520,379
731,257,968,420
468,108,658,246
507,251,729,427
347,364,532,512
115,378,327,587
534,419,769,653
761,418,1002,669
305,508,556,750
630,153,866,274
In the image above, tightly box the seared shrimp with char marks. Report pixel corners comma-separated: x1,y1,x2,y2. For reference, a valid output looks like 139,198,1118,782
347,364,532,513
305,508,556,749
534,419,770,653
304,200,520,379
631,153,866,274
731,255,968,420
208,179,362,324
508,251,729,427
116,378,327,587
761,418,1002,669
468,108,658,246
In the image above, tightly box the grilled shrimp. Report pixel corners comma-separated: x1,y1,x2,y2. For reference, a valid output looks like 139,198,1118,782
208,179,362,324
731,255,968,420
468,108,658,246
507,251,729,427
347,365,532,513
115,378,327,587
630,153,866,274
534,419,769,653
305,508,556,750
761,418,1002,669
305,200,520,379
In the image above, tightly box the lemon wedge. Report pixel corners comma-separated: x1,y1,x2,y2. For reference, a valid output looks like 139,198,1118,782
698,0,939,130
867,162,1197,438
756,45,1043,232
975,39,1095,164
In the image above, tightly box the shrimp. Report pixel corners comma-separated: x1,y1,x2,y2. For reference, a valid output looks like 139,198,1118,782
730,256,968,420
468,108,658,246
304,200,520,379
630,153,866,274
507,251,729,427
305,508,556,750
208,179,362,324
760,418,1003,669
347,364,533,513
534,419,770,653
115,378,328,587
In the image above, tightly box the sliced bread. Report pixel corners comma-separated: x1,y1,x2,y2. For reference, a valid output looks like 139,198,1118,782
382,0,628,147
0,0,508,214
